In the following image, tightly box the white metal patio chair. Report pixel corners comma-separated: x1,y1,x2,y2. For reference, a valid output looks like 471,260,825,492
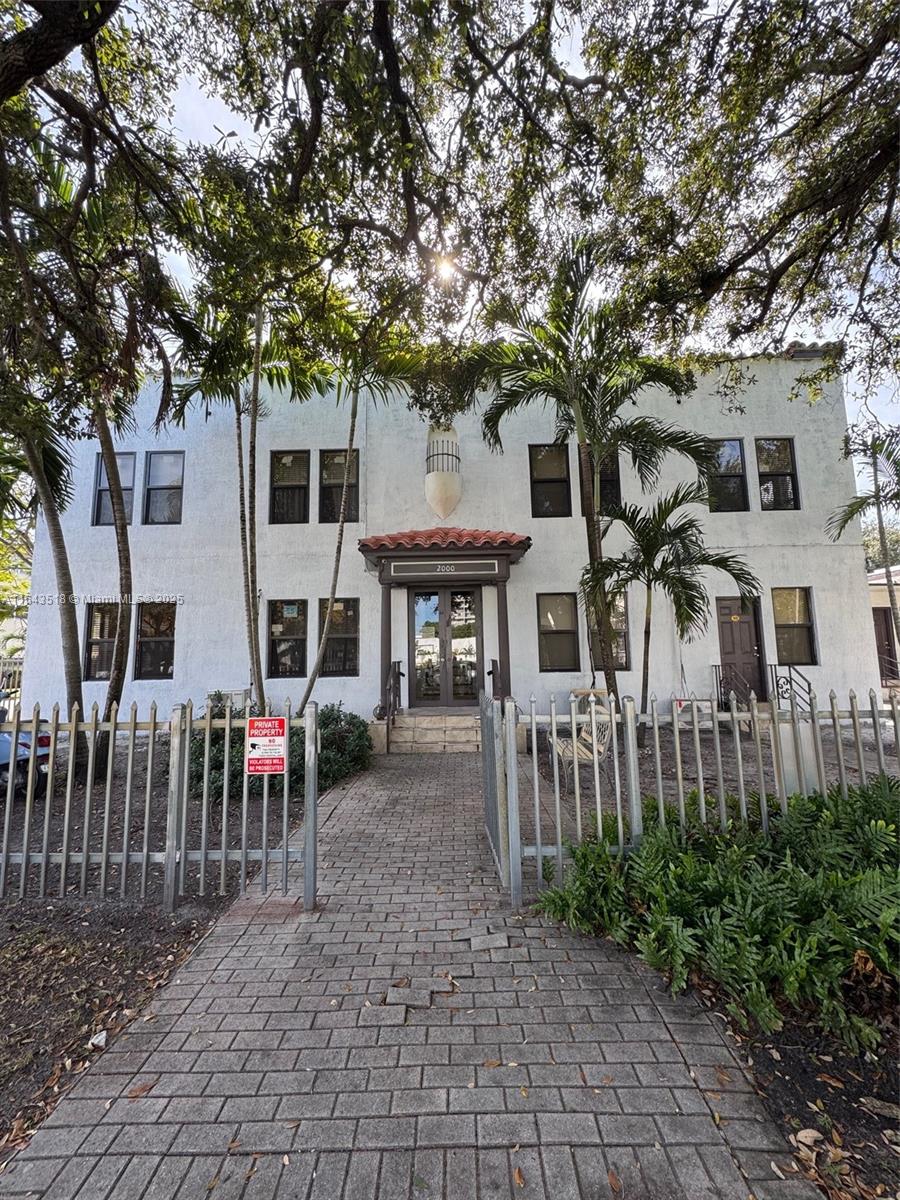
551,689,612,792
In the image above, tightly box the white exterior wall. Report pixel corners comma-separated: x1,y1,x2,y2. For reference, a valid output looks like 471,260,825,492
21,354,879,715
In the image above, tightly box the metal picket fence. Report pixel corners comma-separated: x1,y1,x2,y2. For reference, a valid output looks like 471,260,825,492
0,699,318,911
482,687,900,907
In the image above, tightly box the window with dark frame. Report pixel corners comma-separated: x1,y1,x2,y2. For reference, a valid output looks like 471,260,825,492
83,602,118,680
708,439,749,512
756,438,800,510
318,598,359,676
135,602,176,679
528,445,572,517
579,449,622,516
319,450,359,523
268,600,307,678
588,592,629,670
536,593,580,671
772,587,817,665
143,451,184,525
93,453,135,526
270,451,310,524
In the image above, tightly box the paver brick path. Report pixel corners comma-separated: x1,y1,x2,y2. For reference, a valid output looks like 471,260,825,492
0,754,816,1199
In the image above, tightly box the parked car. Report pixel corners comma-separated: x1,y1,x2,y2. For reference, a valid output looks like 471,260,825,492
0,691,51,800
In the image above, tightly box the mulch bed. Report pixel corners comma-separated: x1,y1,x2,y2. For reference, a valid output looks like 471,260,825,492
738,1021,900,1200
0,894,225,1158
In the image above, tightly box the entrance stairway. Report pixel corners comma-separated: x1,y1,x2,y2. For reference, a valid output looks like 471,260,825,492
389,710,481,753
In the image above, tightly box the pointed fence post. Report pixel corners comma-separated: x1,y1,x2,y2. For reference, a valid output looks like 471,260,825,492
621,696,643,848
163,705,184,913
504,698,522,909
303,702,318,912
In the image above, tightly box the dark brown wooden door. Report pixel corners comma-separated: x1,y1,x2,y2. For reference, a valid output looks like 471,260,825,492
716,597,766,701
872,607,897,684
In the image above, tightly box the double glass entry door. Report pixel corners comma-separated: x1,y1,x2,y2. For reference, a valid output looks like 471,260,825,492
411,589,480,706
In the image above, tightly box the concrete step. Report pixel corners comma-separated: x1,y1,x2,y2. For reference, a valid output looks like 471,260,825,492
390,741,481,754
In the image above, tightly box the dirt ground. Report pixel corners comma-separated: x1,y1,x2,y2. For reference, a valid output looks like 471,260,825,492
0,896,223,1155
2,730,304,904
739,1019,900,1200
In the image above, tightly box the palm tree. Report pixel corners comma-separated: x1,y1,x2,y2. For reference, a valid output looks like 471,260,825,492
477,236,712,696
298,320,421,710
175,304,333,710
581,482,760,740
828,427,900,650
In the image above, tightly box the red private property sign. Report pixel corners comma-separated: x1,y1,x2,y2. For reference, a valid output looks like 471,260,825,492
245,717,287,775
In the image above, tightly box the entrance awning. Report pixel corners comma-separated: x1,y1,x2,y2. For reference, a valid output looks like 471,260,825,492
360,529,531,708
359,527,532,579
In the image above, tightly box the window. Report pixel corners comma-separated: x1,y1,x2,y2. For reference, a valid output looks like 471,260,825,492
588,592,629,670
537,593,580,671
268,600,307,677
529,445,571,517
93,453,135,526
143,451,184,524
579,450,622,516
318,598,359,676
756,438,799,510
270,451,310,524
135,602,176,679
772,587,816,665
708,439,748,512
83,602,118,680
319,450,359,523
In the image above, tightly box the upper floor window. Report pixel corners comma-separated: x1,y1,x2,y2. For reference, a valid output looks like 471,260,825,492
756,438,799,511
268,600,307,678
588,592,629,670
93,453,135,526
143,451,184,525
270,451,310,524
537,592,579,671
772,587,816,666
529,445,571,517
579,450,622,516
135,602,176,679
83,602,117,680
708,439,748,512
319,598,359,676
319,450,359,523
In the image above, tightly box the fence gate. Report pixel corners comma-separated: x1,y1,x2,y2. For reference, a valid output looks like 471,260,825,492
0,699,320,912
478,695,523,907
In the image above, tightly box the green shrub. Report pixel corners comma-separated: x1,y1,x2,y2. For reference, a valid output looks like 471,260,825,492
538,777,900,1048
187,698,372,801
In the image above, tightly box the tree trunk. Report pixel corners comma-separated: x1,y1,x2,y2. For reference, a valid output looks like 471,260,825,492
637,585,652,749
299,384,359,710
576,440,618,697
873,451,900,653
234,386,263,707
247,305,266,711
22,436,84,725
93,405,132,725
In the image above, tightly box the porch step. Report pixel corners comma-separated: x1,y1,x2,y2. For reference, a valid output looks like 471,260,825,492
389,712,481,753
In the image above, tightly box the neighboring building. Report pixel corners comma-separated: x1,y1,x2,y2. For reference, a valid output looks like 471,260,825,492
21,348,879,716
868,568,900,688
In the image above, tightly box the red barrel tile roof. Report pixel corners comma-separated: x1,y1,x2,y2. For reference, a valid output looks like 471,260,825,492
359,527,531,552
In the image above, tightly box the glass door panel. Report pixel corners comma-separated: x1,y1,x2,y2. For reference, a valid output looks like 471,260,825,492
449,591,477,701
413,592,442,703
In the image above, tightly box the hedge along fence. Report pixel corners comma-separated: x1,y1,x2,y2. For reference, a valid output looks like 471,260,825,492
538,776,900,1049
187,698,373,798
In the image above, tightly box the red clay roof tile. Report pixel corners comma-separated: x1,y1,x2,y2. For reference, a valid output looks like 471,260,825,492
358,527,531,553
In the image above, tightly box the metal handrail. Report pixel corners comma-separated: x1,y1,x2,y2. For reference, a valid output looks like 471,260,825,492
487,657,503,700
385,660,403,751
770,664,813,710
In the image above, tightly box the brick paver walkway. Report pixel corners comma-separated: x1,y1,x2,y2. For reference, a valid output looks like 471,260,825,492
0,754,815,1199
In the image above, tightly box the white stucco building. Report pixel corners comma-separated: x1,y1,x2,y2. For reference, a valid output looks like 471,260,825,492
21,347,879,717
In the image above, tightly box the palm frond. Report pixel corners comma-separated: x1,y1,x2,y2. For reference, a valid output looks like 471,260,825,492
826,490,877,541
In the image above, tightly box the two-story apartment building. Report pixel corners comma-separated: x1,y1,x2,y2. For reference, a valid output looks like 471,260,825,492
21,347,879,716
